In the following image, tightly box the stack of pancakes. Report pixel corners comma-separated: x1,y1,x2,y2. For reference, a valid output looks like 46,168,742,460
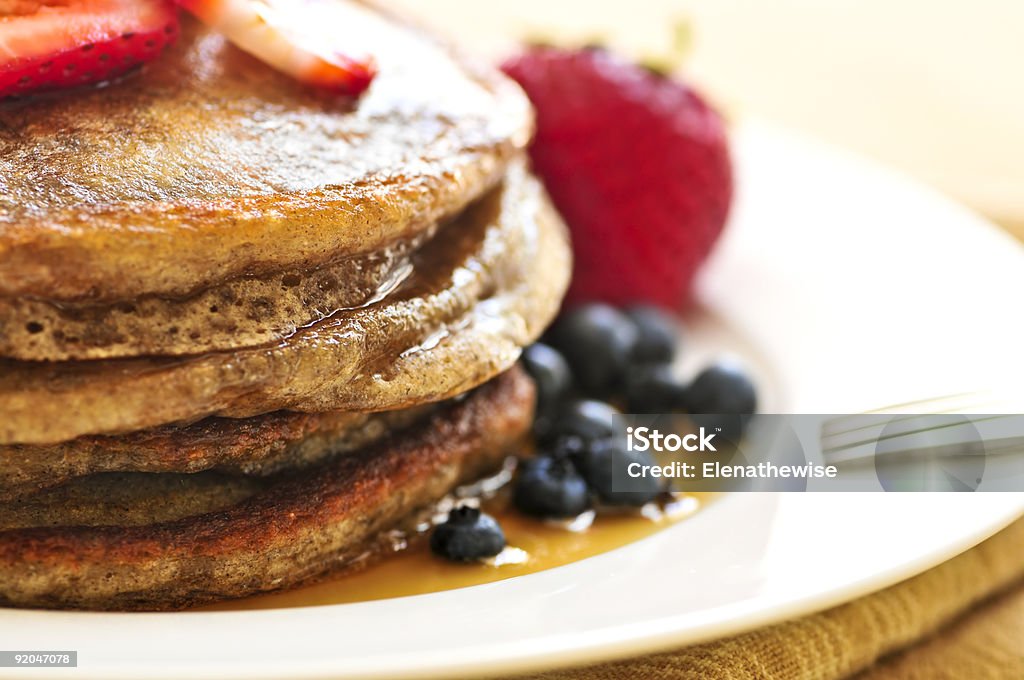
0,3,570,610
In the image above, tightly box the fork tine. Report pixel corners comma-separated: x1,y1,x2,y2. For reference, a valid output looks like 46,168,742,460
824,388,1024,438
820,390,1024,468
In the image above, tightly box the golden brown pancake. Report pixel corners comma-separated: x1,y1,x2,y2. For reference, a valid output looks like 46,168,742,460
0,232,426,361
0,164,570,445
0,3,531,305
0,403,435,501
0,472,268,531
0,367,533,611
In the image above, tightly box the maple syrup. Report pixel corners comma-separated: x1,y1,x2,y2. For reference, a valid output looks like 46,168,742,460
204,492,713,611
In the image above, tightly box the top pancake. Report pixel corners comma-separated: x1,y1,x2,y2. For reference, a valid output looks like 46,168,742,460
0,1,532,303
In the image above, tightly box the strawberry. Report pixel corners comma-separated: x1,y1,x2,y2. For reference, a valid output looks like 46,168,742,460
176,0,377,95
0,0,180,98
502,46,733,310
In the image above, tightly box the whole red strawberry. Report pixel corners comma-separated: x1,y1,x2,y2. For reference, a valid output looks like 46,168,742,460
502,46,732,310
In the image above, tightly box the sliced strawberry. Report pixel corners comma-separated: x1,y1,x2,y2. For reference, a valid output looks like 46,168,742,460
176,0,376,95
0,0,179,98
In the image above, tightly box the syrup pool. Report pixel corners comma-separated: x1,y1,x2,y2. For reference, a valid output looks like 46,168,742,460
203,493,714,610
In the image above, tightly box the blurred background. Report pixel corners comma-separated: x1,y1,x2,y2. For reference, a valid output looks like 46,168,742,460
390,0,1024,236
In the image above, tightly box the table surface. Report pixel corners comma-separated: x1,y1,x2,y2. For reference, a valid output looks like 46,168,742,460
389,0,1024,232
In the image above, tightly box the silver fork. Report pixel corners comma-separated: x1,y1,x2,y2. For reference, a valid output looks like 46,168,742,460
821,389,1024,468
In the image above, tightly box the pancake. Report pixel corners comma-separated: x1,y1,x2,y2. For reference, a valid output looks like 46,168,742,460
0,366,533,610
0,403,435,501
0,2,531,305
0,472,269,531
0,230,427,361
0,164,570,445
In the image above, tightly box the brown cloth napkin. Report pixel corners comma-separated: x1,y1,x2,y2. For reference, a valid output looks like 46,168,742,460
507,516,1024,680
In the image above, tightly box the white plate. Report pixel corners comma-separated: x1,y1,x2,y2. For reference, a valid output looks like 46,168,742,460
3,120,1022,680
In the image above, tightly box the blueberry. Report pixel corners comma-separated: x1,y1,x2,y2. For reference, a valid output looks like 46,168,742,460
520,343,573,434
625,363,688,413
430,505,506,562
686,361,757,415
542,434,587,462
548,304,638,395
546,399,619,444
514,455,590,519
576,439,663,506
625,305,681,364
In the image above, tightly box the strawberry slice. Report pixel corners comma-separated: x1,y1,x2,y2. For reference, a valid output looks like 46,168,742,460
176,0,376,96
0,0,179,98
